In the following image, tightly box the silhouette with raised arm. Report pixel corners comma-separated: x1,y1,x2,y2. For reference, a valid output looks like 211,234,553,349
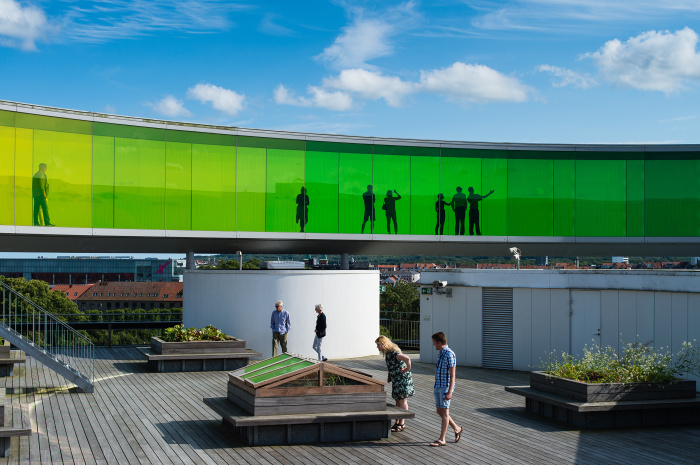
435,193,452,235
451,187,467,235
467,187,494,236
296,187,309,232
383,190,402,234
361,185,375,233
32,163,54,226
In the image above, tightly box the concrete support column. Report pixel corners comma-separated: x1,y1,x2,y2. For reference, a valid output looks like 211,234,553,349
341,253,350,270
186,251,195,271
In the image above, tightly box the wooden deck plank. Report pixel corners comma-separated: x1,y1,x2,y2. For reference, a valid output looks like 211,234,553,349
0,349,698,464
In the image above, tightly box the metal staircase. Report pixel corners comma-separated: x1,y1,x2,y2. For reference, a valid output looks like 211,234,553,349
0,282,94,393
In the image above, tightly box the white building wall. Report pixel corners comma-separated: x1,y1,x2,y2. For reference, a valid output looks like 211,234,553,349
183,269,379,360
420,270,700,383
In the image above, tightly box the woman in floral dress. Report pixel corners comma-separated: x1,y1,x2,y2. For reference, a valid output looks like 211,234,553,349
375,335,414,431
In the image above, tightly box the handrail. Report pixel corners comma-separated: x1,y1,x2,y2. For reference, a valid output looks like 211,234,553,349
0,281,95,385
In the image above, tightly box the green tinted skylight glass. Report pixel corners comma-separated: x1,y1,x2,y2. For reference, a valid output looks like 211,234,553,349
246,360,314,384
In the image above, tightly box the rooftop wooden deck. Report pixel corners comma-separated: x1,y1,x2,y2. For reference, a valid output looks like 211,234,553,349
1,347,698,464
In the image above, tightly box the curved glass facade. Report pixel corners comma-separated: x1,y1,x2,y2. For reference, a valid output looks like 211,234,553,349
1,106,698,237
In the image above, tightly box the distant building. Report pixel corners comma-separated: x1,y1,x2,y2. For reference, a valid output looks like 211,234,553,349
51,283,95,301
75,281,183,311
0,257,185,284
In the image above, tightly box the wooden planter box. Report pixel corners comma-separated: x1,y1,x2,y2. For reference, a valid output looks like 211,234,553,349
151,337,246,355
139,337,260,372
530,371,697,402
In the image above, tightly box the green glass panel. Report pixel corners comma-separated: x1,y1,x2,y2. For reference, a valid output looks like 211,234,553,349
191,143,236,231
93,135,115,228
645,159,700,236
167,129,236,146
16,113,91,135
243,354,292,373
339,151,373,234
410,155,440,235
307,141,372,155
373,152,410,234
238,135,304,151
266,148,305,232
166,141,192,230
553,159,575,236
626,160,644,237
305,150,339,233
481,157,507,235
241,356,305,379
30,129,92,228
575,160,626,236
94,122,164,141
15,128,32,226
236,146,266,231
440,150,481,236
508,159,553,236
247,361,314,384
114,137,166,230
0,110,14,127
0,118,14,226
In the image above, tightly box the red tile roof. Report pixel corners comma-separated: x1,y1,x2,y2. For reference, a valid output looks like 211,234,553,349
51,283,95,301
77,281,183,302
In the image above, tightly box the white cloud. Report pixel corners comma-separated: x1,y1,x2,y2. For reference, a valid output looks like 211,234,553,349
0,0,55,51
316,2,419,69
147,95,191,117
274,84,353,111
418,62,531,103
585,27,700,93
537,64,597,89
187,83,245,115
323,69,414,107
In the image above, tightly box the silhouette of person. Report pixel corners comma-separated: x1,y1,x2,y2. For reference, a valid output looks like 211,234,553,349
383,190,402,234
361,185,375,233
296,187,309,232
451,187,467,235
434,193,452,235
467,187,494,236
32,163,54,226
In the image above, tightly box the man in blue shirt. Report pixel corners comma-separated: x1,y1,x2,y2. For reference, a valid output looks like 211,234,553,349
270,300,291,356
430,331,463,447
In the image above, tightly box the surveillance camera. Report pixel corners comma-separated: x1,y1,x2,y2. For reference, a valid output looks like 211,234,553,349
432,280,447,289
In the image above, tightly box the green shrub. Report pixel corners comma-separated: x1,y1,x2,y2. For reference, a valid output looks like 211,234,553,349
540,340,700,384
162,324,230,342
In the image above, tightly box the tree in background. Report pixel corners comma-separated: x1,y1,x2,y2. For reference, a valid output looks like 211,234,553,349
199,258,261,270
380,281,419,317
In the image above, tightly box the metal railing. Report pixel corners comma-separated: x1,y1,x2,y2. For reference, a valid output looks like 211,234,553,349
380,312,420,350
0,281,95,386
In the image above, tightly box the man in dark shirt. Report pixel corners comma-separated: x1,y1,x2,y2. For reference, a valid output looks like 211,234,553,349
313,304,327,361
32,163,54,226
361,185,375,233
451,187,467,235
467,187,494,236
383,189,401,234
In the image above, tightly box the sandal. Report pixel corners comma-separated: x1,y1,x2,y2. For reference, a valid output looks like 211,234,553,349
394,424,405,432
390,422,400,432
429,440,447,447
455,426,463,443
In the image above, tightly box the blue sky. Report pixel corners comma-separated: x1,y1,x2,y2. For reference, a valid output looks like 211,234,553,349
2,0,700,258
1,0,700,145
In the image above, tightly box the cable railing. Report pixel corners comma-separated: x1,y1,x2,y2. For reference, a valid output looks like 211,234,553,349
380,311,420,350
0,281,94,389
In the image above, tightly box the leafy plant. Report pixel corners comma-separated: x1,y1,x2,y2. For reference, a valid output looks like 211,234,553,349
162,324,230,342
540,340,700,384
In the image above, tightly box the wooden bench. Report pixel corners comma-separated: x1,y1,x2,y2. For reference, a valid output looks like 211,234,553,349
0,401,32,458
204,396,415,446
139,347,261,372
506,385,700,429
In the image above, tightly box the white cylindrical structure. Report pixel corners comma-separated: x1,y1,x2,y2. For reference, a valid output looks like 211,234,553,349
183,269,380,360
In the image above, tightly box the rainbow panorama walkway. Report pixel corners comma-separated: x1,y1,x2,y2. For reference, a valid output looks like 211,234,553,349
0,347,697,464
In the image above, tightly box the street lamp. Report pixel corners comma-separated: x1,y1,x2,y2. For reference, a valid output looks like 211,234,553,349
509,247,521,270
236,251,242,270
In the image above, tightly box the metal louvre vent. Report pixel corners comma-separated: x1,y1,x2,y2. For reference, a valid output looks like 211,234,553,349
482,288,513,370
